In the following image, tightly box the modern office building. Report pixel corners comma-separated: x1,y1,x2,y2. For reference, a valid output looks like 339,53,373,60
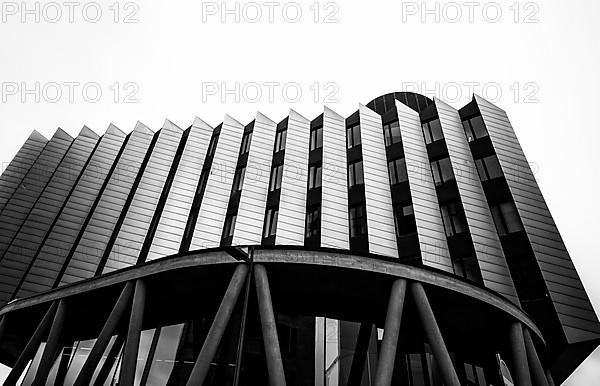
0,92,597,385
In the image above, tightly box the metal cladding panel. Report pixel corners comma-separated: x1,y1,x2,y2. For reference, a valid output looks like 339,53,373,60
0,128,99,303
16,126,127,298
0,129,73,258
276,109,310,246
146,117,213,261
321,107,349,250
475,95,600,343
358,104,398,258
395,101,453,272
0,131,48,213
102,121,183,273
59,123,155,285
232,112,276,245
191,115,244,250
435,99,519,305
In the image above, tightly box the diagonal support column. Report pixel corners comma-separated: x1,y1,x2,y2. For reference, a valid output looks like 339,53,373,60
254,264,286,386
0,315,6,343
410,282,460,386
186,263,249,386
510,322,532,386
545,369,555,386
33,299,67,385
4,301,58,386
374,279,407,386
74,281,134,386
119,279,147,385
523,328,548,386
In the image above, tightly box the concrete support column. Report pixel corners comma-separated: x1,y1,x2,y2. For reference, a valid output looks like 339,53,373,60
374,279,407,386
4,301,58,386
186,263,249,386
523,328,549,386
510,322,532,386
254,264,286,386
410,282,460,386
33,299,67,385
74,281,134,386
119,279,147,385
545,369,555,386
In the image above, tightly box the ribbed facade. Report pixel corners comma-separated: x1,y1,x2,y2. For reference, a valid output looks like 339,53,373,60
0,92,598,385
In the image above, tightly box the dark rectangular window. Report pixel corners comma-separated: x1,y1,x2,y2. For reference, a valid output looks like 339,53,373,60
240,132,252,155
475,155,503,181
383,120,401,146
310,127,323,151
348,160,364,187
462,115,489,142
308,163,322,189
346,124,361,149
207,134,219,158
305,205,320,238
431,157,454,186
388,158,408,185
394,204,417,236
269,164,283,192
422,119,444,144
490,201,523,236
349,204,367,238
440,201,468,236
232,167,245,192
274,129,287,153
222,215,236,238
263,207,279,237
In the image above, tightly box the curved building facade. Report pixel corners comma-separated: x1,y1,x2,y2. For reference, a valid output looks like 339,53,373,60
0,93,597,385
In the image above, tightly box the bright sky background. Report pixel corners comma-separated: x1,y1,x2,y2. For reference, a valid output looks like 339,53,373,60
0,0,598,383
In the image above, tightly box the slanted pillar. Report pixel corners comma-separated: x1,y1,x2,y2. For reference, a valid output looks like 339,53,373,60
510,322,532,386
119,279,147,385
523,328,549,386
186,263,249,386
374,279,407,386
545,369,555,386
74,281,134,386
410,282,460,386
33,299,67,385
254,264,286,386
4,301,58,386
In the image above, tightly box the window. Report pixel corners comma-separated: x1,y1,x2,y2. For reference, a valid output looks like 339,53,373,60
263,208,279,237
348,161,364,187
430,157,454,186
346,124,361,149
274,129,287,153
388,158,408,185
490,201,523,236
240,132,252,154
440,201,468,236
222,215,236,238
310,127,323,151
308,163,322,189
207,134,219,158
394,204,417,236
383,120,401,146
349,204,367,238
422,119,443,144
475,155,503,181
232,167,245,192
305,205,320,238
462,116,488,142
269,164,283,192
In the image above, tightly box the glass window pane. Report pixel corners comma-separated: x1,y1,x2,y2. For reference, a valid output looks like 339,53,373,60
145,324,185,385
484,155,503,179
431,161,442,185
462,120,475,141
475,159,487,181
438,157,454,182
390,121,401,144
470,116,488,139
490,204,508,236
355,161,364,185
422,123,432,144
500,202,523,233
429,119,444,142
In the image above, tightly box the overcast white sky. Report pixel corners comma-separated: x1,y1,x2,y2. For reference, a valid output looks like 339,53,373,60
0,0,598,383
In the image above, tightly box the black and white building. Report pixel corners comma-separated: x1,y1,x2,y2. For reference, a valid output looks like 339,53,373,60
0,92,596,385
